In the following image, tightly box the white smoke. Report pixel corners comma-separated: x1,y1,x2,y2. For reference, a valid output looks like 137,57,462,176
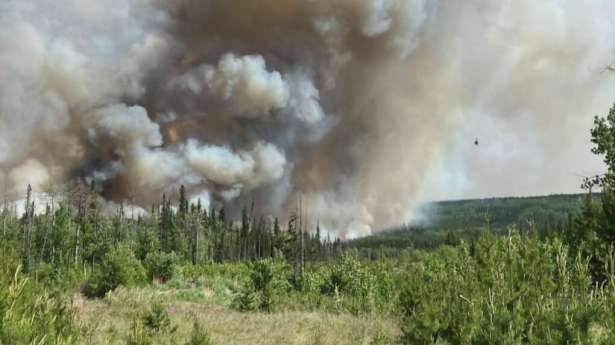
189,190,212,211
179,54,290,117
185,141,257,186
87,104,163,152
185,140,286,192
8,159,50,195
286,72,326,124
359,0,429,56
129,146,186,193
1,0,615,237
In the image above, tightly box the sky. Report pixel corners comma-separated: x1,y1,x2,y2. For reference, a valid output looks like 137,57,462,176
1,0,615,236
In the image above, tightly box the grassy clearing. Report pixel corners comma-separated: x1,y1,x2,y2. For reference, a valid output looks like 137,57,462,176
74,282,397,345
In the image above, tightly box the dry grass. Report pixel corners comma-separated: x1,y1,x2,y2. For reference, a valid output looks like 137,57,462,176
73,288,397,345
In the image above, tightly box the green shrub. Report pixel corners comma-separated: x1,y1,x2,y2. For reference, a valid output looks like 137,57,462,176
0,246,21,279
0,265,77,345
320,252,393,314
83,245,146,298
321,252,364,295
397,233,612,345
135,226,159,262
144,251,179,283
233,259,290,312
370,332,395,345
142,303,177,335
181,264,202,283
124,303,179,345
33,262,58,284
185,321,214,345
233,288,262,312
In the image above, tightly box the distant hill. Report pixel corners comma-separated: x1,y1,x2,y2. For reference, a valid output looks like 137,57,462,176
347,193,592,251
415,193,589,230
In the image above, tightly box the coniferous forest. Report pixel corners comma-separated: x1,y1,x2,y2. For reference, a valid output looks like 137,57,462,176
3,108,615,344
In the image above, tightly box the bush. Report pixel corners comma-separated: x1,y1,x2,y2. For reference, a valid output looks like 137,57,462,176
233,259,291,312
320,252,393,314
181,264,202,283
0,265,78,345
370,332,395,345
185,321,214,345
397,233,611,345
33,263,58,285
124,303,178,345
142,303,177,335
83,245,146,298
144,251,179,283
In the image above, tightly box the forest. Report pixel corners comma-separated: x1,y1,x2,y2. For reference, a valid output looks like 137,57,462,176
346,193,590,252
3,109,615,344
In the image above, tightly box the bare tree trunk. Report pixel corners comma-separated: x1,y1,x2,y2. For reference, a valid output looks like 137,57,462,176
191,215,198,265
24,185,33,271
300,204,305,281
40,208,51,262
74,219,80,267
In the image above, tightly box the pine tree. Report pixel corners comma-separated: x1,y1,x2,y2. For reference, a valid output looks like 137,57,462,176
218,207,226,223
179,185,189,218
240,206,250,261
190,211,199,265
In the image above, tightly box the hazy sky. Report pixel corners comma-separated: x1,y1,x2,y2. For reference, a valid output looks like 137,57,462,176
1,0,615,236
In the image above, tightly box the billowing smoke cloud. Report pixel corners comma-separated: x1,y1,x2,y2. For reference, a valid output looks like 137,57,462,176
1,0,615,237
173,54,291,117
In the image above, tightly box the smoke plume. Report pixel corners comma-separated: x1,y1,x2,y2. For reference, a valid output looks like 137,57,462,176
1,0,615,237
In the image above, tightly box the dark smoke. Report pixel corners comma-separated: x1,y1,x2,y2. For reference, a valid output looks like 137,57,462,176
1,0,615,237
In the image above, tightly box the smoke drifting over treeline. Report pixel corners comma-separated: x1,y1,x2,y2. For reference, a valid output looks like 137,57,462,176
1,0,615,237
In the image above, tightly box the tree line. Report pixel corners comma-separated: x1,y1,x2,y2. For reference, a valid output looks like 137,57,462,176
0,183,342,281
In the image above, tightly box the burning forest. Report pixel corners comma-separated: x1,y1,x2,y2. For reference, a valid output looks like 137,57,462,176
1,1,615,238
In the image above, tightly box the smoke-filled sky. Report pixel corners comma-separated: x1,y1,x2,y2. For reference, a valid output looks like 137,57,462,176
1,0,615,237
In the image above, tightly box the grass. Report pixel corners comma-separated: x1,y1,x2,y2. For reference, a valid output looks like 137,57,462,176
73,279,397,345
